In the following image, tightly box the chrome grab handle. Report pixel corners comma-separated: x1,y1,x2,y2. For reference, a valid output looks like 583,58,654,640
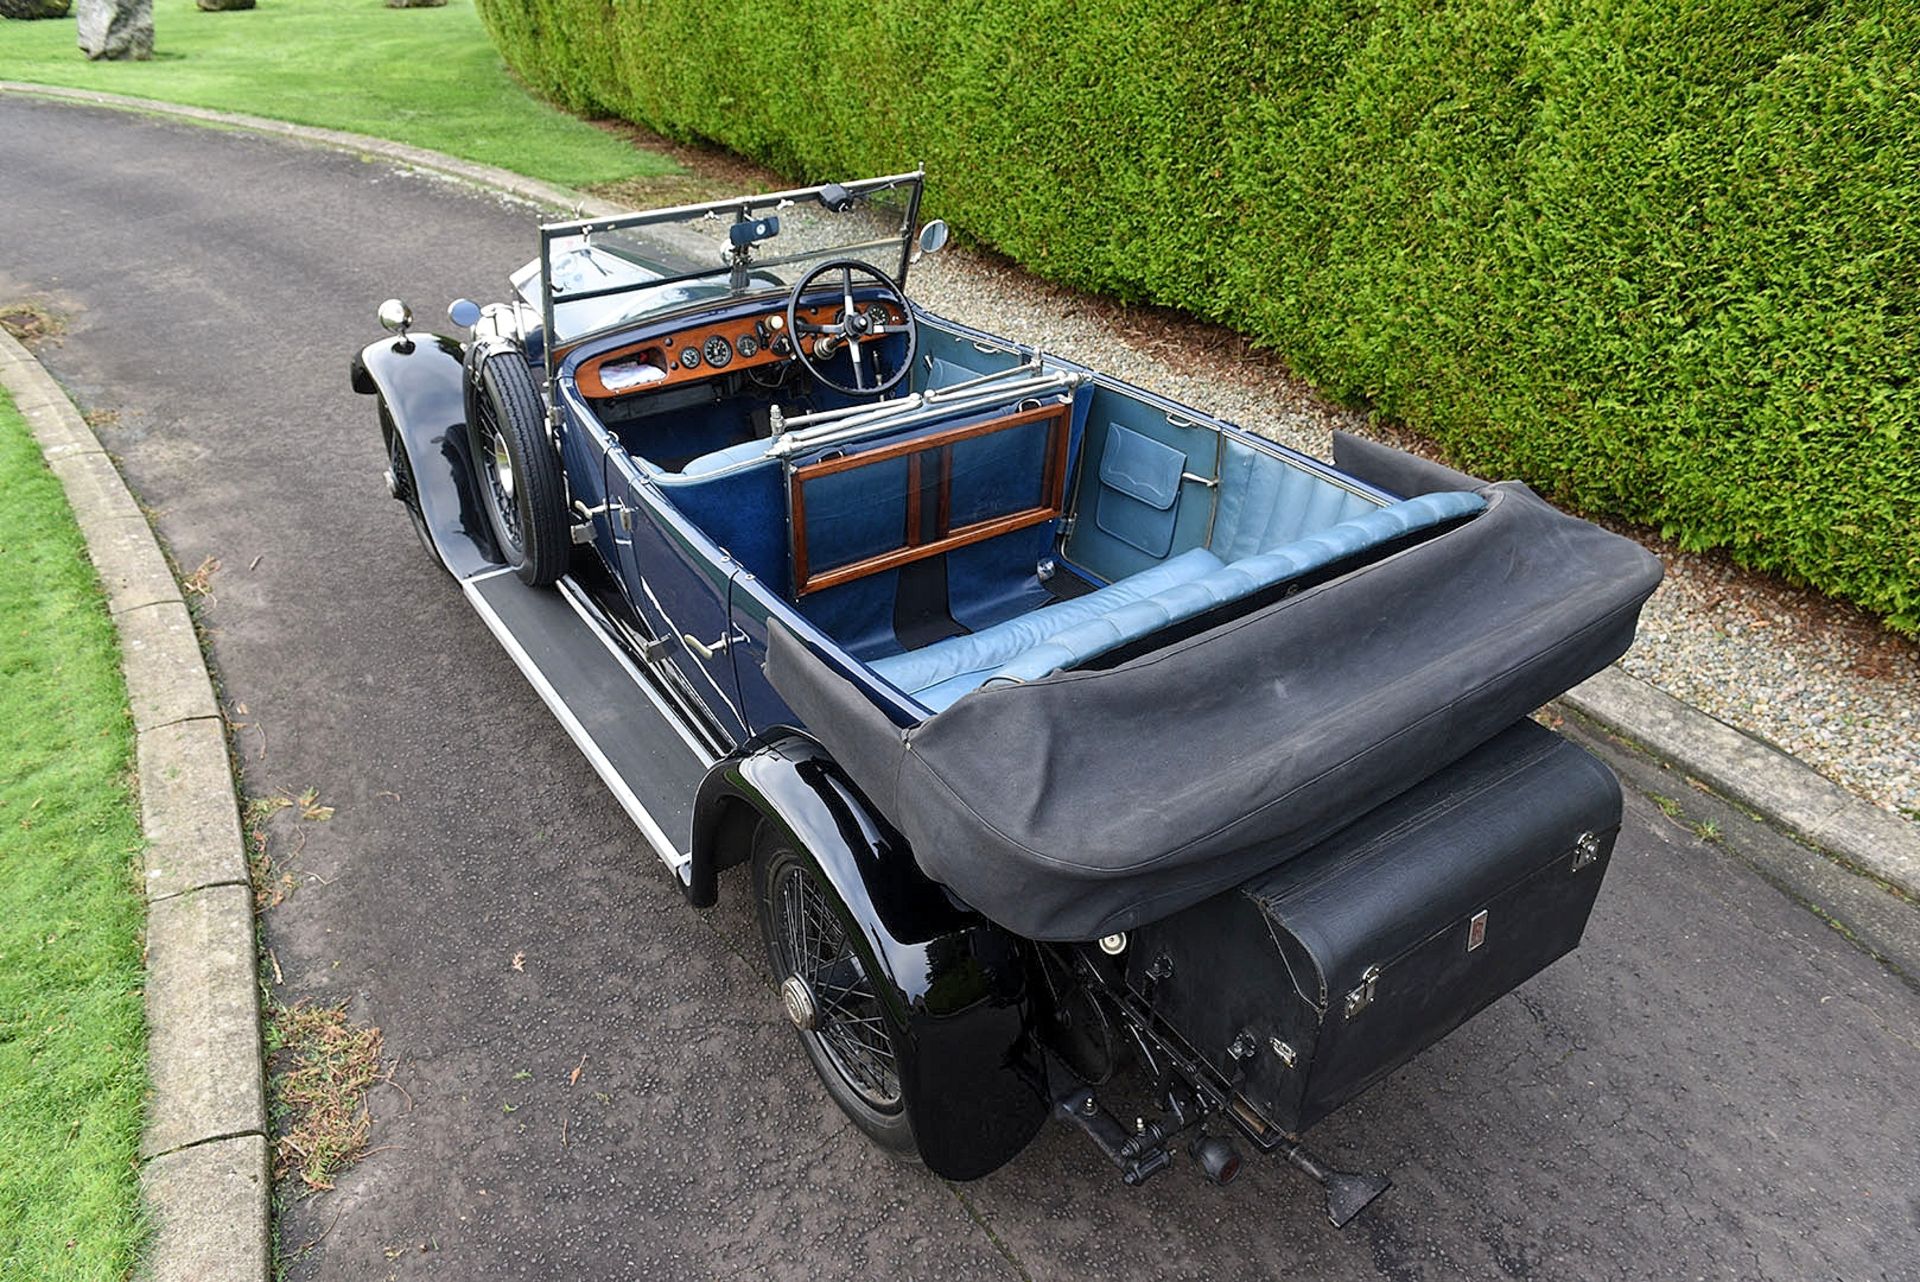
769,372,1083,458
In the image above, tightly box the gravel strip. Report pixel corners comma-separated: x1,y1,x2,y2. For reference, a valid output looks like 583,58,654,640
907,251,1920,824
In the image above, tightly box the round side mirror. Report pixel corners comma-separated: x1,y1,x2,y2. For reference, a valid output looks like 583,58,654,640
916,220,950,257
377,298,413,335
448,298,482,328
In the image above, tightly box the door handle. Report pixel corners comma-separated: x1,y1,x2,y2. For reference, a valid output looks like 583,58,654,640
681,630,741,661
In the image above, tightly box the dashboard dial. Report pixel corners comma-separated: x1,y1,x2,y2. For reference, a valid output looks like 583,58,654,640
703,335,734,368
734,333,760,359
678,346,701,370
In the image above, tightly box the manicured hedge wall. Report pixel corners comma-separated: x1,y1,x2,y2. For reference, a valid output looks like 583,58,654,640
478,0,1920,630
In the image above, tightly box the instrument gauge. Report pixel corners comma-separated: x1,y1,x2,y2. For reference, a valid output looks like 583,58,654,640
703,334,734,368
735,332,760,360
678,346,701,370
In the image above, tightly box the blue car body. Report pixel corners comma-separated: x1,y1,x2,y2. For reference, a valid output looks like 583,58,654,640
350,172,1660,1208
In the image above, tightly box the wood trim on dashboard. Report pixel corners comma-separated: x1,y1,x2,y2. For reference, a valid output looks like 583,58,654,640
575,302,905,399
789,401,1072,596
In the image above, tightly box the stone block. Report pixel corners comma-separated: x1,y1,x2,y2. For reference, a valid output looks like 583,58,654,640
139,1134,269,1282
117,601,217,731
142,884,264,1157
138,717,246,901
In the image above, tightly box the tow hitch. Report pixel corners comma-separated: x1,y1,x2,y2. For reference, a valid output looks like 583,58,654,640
1053,1088,1176,1186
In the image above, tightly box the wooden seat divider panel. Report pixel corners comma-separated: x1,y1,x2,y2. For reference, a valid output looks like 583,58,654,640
790,401,1072,596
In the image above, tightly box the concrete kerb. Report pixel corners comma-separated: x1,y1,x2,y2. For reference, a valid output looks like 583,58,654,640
0,329,268,1281
1558,667,1920,900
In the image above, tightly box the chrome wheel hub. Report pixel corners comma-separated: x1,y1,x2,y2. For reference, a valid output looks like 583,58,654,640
491,433,516,501
779,975,818,1031
771,861,903,1110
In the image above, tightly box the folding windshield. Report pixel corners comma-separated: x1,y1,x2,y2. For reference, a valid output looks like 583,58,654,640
527,172,924,355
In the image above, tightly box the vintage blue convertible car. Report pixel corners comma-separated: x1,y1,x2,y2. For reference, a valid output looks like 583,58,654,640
352,173,1662,1220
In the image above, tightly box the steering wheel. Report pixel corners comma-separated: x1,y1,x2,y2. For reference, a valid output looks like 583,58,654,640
784,259,919,397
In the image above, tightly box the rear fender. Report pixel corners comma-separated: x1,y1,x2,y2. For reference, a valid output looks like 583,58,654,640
693,731,1050,1180
351,333,501,577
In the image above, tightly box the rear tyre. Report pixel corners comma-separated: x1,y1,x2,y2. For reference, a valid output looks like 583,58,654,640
463,343,569,586
751,823,918,1159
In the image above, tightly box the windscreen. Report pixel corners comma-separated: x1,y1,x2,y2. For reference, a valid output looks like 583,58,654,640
531,174,922,346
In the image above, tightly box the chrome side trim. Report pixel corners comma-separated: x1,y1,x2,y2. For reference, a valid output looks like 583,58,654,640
462,576,694,880
635,573,749,733
463,564,517,584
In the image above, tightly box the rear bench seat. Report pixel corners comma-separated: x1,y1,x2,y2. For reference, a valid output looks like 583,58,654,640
871,490,1484,711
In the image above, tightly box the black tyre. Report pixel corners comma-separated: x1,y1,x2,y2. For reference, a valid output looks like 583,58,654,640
751,823,918,1158
463,343,569,586
381,403,446,575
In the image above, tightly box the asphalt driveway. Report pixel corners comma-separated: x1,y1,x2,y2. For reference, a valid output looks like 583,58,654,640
4,97,1918,1281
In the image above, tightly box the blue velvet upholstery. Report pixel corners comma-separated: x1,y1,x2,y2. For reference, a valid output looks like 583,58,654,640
949,416,1052,528
869,548,1225,703
874,491,1486,711
804,456,912,573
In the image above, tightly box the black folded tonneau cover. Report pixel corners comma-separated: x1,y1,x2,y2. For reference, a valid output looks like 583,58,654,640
766,443,1663,941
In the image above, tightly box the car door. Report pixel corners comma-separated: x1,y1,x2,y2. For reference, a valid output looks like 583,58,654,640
602,448,749,745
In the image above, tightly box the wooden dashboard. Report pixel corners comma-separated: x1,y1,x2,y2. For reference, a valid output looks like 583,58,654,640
576,301,907,399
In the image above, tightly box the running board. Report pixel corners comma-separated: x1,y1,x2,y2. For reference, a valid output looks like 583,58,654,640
462,568,714,883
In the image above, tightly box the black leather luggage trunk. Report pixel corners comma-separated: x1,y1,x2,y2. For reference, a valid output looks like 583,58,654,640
1123,719,1622,1135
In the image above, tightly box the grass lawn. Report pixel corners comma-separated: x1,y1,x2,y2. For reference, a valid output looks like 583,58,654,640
0,387,148,1279
0,0,674,190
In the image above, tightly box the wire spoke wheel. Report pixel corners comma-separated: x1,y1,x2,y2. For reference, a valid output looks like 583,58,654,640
381,406,444,573
461,343,568,586
771,859,902,1111
751,826,917,1159
472,393,523,551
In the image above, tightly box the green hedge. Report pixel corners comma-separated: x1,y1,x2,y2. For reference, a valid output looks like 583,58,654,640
478,0,1920,630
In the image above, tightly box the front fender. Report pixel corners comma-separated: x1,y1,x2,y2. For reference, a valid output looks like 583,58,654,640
693,731,1050,1180
351,333,500,578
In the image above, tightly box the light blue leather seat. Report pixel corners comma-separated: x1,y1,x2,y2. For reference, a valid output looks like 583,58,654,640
874,490,1485,711
927,356,986,388
1209,438,1381,560
675,437,772,477
870,548,1225,708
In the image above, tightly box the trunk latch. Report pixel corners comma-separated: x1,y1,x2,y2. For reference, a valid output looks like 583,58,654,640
1343,964,1382,1019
